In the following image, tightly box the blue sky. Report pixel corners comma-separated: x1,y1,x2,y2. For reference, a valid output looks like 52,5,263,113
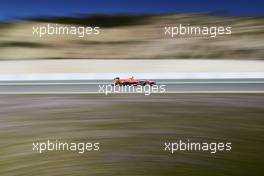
1,0,263,21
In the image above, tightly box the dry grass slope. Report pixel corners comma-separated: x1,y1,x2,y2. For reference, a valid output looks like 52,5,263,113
0,14,263,60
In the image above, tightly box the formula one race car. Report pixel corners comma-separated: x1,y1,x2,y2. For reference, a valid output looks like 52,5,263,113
113,77,156,86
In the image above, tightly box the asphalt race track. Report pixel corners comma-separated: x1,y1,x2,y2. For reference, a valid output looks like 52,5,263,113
0,79,264,93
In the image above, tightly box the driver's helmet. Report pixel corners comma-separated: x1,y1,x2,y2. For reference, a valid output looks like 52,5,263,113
113,77,120,83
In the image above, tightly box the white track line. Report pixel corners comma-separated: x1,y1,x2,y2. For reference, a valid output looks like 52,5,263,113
0,91,264,94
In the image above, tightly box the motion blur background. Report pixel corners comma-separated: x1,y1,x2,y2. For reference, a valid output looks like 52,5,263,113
0,1,264,176
0,0,263,60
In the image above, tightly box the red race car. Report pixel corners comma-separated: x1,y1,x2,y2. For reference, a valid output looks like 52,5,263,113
113,77,156,86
